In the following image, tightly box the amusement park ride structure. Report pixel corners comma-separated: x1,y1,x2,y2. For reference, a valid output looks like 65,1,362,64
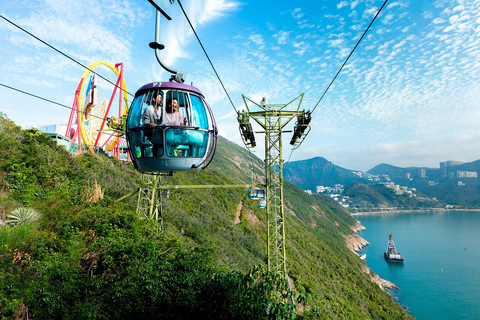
65,61,129,160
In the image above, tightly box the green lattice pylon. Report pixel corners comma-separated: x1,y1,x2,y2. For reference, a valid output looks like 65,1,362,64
238,94,309,278
136,175,166,231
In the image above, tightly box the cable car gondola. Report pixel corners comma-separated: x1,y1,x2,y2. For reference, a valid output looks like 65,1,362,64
126,81,217,173
248,187,266,200
258,199,266,209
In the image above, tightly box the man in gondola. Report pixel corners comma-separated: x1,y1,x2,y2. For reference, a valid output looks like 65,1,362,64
143,94,163,126
142,94,163,156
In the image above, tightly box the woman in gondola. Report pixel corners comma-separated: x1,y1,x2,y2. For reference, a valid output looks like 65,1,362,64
165,98,187,126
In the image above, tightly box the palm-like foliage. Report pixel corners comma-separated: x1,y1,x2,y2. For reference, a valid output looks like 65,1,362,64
6,207,41,225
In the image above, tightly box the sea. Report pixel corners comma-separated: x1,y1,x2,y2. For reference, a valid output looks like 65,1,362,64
357,210,480,320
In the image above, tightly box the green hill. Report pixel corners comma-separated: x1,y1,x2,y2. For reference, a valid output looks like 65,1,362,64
284,157,363,191
367,163,441,184
343,183,443,212
0,118,413,319
368,163,480,207
285,157,480,208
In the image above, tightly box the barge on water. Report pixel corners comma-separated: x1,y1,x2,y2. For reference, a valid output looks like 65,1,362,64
384,233,404,263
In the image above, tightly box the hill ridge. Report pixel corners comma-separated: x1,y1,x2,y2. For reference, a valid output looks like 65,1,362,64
0,118,413,319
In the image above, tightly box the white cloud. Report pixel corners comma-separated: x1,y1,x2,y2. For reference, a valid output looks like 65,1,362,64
274,30,291,45
337,1,348,9
13,2,140,62
194,0,241,24
449,14,460,24
363,7,378,19
328,38,344,47
382,13,395,25
433,18,446,24
307,57,321,64
316,133,480,172
293,41,308,56
249,34,265,46
291,8,304,19
350,1,360,9
160,0,241,64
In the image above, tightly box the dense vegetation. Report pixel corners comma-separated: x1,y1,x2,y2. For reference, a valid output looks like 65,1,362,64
0,118,413,319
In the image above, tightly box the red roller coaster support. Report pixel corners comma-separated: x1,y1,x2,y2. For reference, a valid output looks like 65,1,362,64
66,78,84,151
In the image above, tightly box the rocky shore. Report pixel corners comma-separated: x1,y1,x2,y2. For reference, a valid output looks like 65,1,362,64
352,208,480,216
344,219,398,292
352,208,446,216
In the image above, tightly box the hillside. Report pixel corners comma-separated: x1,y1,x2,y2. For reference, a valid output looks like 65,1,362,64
368,162,480,207
285,156,480,209
0,118,413,319
343,183,444,212
283,157,363,191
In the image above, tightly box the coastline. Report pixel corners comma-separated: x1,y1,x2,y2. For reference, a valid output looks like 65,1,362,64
351,208,480,216
344,220,398,292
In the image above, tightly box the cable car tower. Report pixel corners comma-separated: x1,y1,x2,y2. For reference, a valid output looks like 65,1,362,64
238,95,311,278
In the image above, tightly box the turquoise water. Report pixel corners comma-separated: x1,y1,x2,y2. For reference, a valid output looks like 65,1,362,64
357,211,480,320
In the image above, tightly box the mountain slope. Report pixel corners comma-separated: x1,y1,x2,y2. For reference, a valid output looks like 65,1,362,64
284,157,364,191
368,163,440,183
0,118,413,319
368,162,480,207
285,156,480,208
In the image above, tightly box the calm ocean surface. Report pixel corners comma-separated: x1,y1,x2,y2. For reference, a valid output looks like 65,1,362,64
357,211,480,320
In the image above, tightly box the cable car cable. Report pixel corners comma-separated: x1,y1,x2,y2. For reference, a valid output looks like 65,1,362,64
283,148,295,172
0,83,107,122
0,14,134,99
176,0,238,113
310,0,388,114
246,147,256,183
284,0,388,171
176,0,258,177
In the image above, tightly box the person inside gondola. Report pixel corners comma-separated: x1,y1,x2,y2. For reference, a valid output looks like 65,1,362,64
165,98,187,126
143,94,163,127
142,94,163,156
165,98,189,157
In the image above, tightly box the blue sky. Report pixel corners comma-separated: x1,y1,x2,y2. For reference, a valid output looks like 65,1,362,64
1,0,480,171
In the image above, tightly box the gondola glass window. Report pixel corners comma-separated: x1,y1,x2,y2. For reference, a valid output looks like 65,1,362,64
127,89,164,159
164,90,207,158
126,82,217,173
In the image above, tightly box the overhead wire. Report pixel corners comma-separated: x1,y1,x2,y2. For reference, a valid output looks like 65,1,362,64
175,0,265,183
0,83,107,122
284,0,388,171
0,14,135,99
283,148,295,172
176,0,238,114
311,0,389,114
2,2,387,174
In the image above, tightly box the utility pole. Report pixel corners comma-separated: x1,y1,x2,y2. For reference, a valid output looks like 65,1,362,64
237,94,311,278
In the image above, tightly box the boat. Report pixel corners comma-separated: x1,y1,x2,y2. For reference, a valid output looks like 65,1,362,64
384,233,404,263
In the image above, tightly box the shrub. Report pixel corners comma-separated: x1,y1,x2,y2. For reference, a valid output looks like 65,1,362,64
6,208,41,225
